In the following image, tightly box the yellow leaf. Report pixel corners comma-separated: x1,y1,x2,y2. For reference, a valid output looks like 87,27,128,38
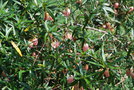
11,41,23,57
24,26,30,32
37,64,45,67
71,86,74,90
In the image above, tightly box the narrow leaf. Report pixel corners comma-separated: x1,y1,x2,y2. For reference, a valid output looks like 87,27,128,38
102,43,106,62
23,26,30,32
11,41,23,57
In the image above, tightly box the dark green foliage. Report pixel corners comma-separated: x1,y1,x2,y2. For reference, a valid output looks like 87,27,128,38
0,0,134,89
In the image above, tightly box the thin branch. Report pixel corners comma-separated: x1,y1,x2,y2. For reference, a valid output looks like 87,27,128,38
75,23,108,34
115,75,127,86
33,44,45,65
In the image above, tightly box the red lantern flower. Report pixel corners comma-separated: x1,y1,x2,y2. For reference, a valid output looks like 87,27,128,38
32,38,38,46
82,43,89,52
67,75,74,83
84,64,89,71
63,8,71,17
128,6,134,13
44,12,53,21
104,68,110,77
76,0,82,4
114,3,119,9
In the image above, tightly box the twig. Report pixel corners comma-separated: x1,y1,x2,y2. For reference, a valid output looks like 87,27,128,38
33,44,45,65
75,23,108,34
115,75,127,86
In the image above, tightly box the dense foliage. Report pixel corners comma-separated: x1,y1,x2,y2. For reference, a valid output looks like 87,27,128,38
0,0,134,89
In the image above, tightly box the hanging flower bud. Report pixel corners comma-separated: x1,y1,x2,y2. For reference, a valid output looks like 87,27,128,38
44,12,49,20
63,8,71,17
114,3,119,9
51,41,60,48
44,12,53,21
104,68,110,77
128,6,134,13
106,22,111,29
84,64,89,71
76,0,82,4
67,75,74,83
82,43,89,52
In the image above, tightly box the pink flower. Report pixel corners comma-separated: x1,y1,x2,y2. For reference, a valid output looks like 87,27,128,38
128,6,134,13
67,75,74,83
65,33,72,40
63,8,71,16
51,41,60,48
28,38,38,48
114,3,119,9
32,38,38,46
76,0,82,4
82,43,89,52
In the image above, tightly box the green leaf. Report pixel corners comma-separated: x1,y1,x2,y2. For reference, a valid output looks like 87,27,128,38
84,78,93,89
19,70,26,81
0,1,8,9
103,6,115,16
87,61,104,68
102,43,106,63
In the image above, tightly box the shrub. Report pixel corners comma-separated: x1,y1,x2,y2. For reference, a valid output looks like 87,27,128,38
0,0,134,89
